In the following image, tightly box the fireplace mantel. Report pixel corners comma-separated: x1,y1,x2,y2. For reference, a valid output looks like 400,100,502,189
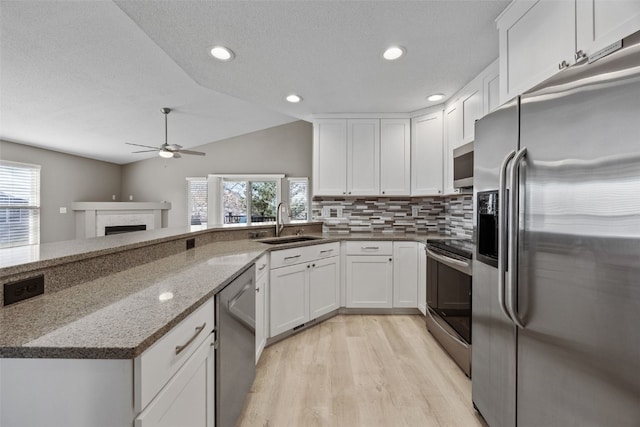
71,202,171,239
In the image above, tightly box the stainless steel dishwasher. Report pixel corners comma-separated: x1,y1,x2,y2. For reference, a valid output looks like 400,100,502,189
216,265,255,427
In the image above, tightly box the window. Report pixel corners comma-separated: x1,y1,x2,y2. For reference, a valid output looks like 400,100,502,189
222,179,278,224
187,177,207,226
0,161,41,248
288,178,309,220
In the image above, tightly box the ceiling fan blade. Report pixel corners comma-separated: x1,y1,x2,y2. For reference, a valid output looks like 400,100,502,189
126,142,160,150
172,152,182,158
179,149,206,156
131,150,158,153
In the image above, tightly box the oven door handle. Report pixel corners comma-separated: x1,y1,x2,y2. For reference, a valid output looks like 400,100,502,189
426,308,469,348
426,249,471,275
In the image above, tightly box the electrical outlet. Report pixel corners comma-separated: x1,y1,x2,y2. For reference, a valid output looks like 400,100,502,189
59,207,67,214
412,206,420,217
4,275,44,306
186,238,195,250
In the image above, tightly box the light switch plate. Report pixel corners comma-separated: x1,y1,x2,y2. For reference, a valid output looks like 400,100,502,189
59,207,67,214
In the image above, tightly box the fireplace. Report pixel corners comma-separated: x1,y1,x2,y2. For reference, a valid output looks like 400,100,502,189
104,225,147,235
71,202,171,239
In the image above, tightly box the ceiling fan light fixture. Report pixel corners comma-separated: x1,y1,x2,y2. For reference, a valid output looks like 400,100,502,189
158,150,173,158
382,46,405,61
210,45,235,61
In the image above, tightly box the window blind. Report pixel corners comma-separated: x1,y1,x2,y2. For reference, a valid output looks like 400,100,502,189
0,161,41,248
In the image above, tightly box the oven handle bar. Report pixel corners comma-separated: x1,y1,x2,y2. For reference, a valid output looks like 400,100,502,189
426,248,472,275
426,308,469,348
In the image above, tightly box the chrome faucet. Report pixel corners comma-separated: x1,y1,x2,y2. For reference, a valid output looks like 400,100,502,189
275,201,290,237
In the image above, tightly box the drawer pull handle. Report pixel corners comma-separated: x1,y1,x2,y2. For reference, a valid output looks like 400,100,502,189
361,246,380,250
175,322,207,355
284,255,302,260
257,263,267,271
319,249,334,254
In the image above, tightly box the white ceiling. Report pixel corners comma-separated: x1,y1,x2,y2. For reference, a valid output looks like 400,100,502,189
0,0,509,165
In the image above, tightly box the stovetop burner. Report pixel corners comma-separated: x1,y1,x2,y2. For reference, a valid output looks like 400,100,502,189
427,238,474,260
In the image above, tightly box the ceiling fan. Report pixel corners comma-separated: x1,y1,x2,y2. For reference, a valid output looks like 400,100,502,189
126,108,206,158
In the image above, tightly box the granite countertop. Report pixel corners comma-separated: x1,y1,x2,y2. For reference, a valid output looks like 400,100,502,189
0,232,452,360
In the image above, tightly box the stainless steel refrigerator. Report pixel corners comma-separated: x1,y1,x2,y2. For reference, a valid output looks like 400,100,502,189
472,30,640,427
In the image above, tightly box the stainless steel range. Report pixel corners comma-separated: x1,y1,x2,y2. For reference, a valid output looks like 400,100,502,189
425,239,473,377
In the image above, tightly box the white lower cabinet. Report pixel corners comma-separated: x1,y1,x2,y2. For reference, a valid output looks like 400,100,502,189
418,243,427,315
255,254,269,363
269,244,340,337
270,263,309,336
392,241,419,308
346,253,394,308
135,333,215,427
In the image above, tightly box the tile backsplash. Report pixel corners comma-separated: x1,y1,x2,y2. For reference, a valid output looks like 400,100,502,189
312,195,473,238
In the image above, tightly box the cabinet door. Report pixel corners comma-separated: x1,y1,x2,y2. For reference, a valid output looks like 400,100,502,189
255,273,267,364
269,264,308,336
411,111,443,196
380,118,410,195
346,255,393,308
313,119,347,195
135,334,214,427
444,102,462,195
498,0,575,104
462,88,483,144
483,68,500,115
392,241,419,308
308,256,340,319
577,1,640,58
418,243,427,315
347,119,380,195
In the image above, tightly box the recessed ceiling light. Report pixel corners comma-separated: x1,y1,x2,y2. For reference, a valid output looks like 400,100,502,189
209,45,235,61
286,94,303,103
382,46,406,61
427,93,445,102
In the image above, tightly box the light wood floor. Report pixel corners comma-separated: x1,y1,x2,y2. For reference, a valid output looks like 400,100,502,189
237,315,488,427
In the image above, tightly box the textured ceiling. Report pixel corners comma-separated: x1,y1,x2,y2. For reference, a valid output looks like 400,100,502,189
1,0,509,165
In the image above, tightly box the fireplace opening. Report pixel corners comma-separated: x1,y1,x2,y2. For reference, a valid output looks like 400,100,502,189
105,225,147,235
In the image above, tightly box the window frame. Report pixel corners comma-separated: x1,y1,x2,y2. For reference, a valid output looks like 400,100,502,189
208,174,285,225
186,177,208,227
287,177,310,221
0,160,41,248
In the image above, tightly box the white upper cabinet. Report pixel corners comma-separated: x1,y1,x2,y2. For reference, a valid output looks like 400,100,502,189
380,119,411,196
411,111,443,196
483,67,500,115
443,102,462,195
462,86,483,144
313,117,411,196
313,119,347,196
497,0,576,104
347,119,380,195
576,1,640,60
498,0,640,104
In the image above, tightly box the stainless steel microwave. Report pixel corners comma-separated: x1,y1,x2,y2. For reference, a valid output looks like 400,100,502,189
453,141,474,188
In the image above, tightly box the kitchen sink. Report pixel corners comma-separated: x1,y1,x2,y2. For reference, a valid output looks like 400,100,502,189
258,235,323,245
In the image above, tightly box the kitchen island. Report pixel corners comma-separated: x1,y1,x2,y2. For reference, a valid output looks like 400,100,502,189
0,224,449,426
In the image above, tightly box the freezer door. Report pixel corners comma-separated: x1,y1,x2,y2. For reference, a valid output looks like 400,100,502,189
472,98,519,427
516,37,640,426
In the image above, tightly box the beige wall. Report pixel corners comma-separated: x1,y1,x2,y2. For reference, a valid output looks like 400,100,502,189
121,120,313,227
0,120,312,242
0,140,122,243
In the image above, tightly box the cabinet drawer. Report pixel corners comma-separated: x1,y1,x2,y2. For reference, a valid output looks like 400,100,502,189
345,241,393,256
135,298,214,412
254,254,269,281
270,242,339,269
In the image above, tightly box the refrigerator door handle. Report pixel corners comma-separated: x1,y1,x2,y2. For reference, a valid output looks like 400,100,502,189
498,149,516,322
507,147,527,329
